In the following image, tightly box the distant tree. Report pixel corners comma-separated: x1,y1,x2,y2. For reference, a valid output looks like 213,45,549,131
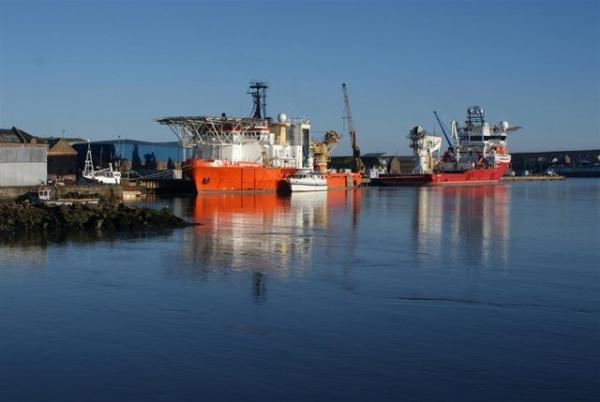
132,145,142,170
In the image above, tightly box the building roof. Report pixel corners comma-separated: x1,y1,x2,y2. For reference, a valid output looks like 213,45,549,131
362,152,389,158
48,138,78,155
37,136,86,146
0,127,36,144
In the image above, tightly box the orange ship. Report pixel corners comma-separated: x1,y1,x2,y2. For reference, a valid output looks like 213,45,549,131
157,82,361,193
186,159,296,192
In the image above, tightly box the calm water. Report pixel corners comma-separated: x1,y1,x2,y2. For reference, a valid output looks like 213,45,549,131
1,180,599,401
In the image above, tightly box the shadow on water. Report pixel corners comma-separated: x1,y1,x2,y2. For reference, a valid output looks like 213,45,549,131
0,227,182,272
0,227,180,248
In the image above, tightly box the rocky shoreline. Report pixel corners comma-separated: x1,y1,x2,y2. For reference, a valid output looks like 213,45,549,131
0,202,194,234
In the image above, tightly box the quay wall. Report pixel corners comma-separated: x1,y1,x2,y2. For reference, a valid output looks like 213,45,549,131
0,184,122,200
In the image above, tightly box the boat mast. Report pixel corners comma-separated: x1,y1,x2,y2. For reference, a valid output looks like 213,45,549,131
83,141,94,177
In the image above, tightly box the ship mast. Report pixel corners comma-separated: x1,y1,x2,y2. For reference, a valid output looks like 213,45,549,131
248,81,268,119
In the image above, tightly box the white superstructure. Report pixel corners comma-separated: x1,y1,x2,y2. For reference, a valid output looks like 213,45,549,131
408,126,442,174
157,114,310,169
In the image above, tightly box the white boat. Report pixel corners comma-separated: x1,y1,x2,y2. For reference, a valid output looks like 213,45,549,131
83,164,121,184
82,142,122,184
286,170,327,192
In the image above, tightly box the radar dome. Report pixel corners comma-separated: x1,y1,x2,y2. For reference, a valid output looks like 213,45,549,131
499,121,510,132
277,113,288,123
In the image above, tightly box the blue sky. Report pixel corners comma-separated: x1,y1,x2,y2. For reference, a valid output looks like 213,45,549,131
1,0,598,154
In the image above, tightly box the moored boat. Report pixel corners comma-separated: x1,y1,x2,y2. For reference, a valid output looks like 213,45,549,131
82,142,121,185
286,170,327,192
372,106,520,185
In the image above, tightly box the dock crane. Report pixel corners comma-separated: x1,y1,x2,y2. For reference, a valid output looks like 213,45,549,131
342,83,365,175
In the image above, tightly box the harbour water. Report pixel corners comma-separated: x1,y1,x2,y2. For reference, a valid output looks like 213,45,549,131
1,179,598,401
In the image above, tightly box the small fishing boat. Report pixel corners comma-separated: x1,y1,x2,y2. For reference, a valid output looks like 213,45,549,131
82,142,122,184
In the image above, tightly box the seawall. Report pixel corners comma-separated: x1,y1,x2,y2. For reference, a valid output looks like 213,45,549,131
0,184,123,201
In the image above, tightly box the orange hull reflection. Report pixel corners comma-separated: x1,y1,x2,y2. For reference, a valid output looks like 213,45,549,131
192,192,291,222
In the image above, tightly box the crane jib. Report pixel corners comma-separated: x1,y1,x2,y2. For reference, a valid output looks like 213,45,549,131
433,111,453,147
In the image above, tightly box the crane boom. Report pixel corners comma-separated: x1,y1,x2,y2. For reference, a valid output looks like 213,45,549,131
342,83,365,174
433,110,453,147
342,83,355,135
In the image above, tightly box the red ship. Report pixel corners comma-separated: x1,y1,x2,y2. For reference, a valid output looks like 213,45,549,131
373,106,520,185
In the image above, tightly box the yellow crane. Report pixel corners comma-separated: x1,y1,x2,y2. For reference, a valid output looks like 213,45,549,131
311,130,341,173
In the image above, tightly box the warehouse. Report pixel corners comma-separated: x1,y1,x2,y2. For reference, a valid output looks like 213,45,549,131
0,127,47,187
47,138,79,182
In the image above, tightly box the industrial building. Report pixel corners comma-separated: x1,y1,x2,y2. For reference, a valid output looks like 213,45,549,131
0,127,47,187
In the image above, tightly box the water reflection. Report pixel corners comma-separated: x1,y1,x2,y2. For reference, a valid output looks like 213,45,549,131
414,185,510,267
176,193,326,276
171,191,362,301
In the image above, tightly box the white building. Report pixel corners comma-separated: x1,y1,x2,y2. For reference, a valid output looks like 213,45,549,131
0,127,47,187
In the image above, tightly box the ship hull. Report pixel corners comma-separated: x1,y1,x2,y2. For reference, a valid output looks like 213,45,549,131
372,163,509,186
324,172,362,189
186,159,296,193
186,159,363,193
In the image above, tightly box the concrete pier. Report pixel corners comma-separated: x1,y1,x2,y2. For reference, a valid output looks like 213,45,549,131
501,175,565,182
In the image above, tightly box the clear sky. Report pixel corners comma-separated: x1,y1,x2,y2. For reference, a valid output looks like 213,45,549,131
1,0,598,155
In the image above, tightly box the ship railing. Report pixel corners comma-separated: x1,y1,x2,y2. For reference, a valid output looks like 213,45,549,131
287,117,310,125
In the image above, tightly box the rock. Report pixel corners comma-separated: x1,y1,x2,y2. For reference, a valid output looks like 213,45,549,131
0,201,194,235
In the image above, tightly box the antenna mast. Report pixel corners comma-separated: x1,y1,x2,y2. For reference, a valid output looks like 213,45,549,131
248,81,268,119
